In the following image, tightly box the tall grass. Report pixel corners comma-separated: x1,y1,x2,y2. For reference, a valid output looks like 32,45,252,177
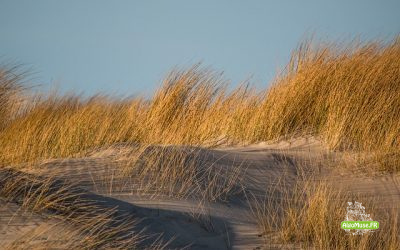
251,39,400,152
250,179,399,249
0,37,399,171
0,66,24,130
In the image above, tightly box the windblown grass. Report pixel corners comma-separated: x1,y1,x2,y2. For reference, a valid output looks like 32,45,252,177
121,144,243,201
0,37,399,171
251,179,399,249
0,66,25,130
0,168,146,249
250,39,400,153
0,36,399,249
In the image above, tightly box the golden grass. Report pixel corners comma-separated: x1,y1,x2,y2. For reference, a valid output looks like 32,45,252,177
250,179,399,249
0,168,146,249
257,39,399,151
1,37,399,172
0,168,173,249
0,66,25,130
0,36,399,248
120,144,243,201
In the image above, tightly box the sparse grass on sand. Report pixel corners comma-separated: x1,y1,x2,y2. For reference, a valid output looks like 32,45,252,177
0,169,147,249
120,144,243,201
250,177,399,249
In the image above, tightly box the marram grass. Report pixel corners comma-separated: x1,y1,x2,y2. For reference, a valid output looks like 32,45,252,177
0,38,399,171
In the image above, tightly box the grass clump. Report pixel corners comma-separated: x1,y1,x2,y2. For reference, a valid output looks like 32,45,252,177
0,66,24,130
121,144,243,201
0,37,399,172
252,39,400,153
0,168,145,249
251,180,399,249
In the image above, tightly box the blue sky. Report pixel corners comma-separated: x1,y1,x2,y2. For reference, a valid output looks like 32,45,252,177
1,0,399,96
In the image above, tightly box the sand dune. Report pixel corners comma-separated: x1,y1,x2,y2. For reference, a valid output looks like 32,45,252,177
1,138,399,249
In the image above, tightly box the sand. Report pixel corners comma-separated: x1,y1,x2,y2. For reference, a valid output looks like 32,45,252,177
1,137,399,249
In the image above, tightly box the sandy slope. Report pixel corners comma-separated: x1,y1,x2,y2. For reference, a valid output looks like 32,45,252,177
1,137,399,249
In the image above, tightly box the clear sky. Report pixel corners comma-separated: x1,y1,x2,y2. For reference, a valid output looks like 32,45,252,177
1,1,399,96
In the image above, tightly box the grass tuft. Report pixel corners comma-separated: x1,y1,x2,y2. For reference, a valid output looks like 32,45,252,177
1,38,399,171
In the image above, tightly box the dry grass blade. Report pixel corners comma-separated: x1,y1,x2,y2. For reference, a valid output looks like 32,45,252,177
250,178,400,249
0,168,148,249
1,37,399,172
